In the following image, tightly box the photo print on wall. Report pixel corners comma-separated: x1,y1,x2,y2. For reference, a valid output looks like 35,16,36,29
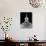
20,12,32,28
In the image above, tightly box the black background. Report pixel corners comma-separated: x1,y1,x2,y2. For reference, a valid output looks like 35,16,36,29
20,12,32,24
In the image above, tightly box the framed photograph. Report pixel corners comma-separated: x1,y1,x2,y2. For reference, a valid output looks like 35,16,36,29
20,12,32,28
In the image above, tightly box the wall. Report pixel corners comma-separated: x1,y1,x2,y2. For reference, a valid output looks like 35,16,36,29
0,0,46,40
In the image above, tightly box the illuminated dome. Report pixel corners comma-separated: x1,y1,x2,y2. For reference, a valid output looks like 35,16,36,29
24,15,29,23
